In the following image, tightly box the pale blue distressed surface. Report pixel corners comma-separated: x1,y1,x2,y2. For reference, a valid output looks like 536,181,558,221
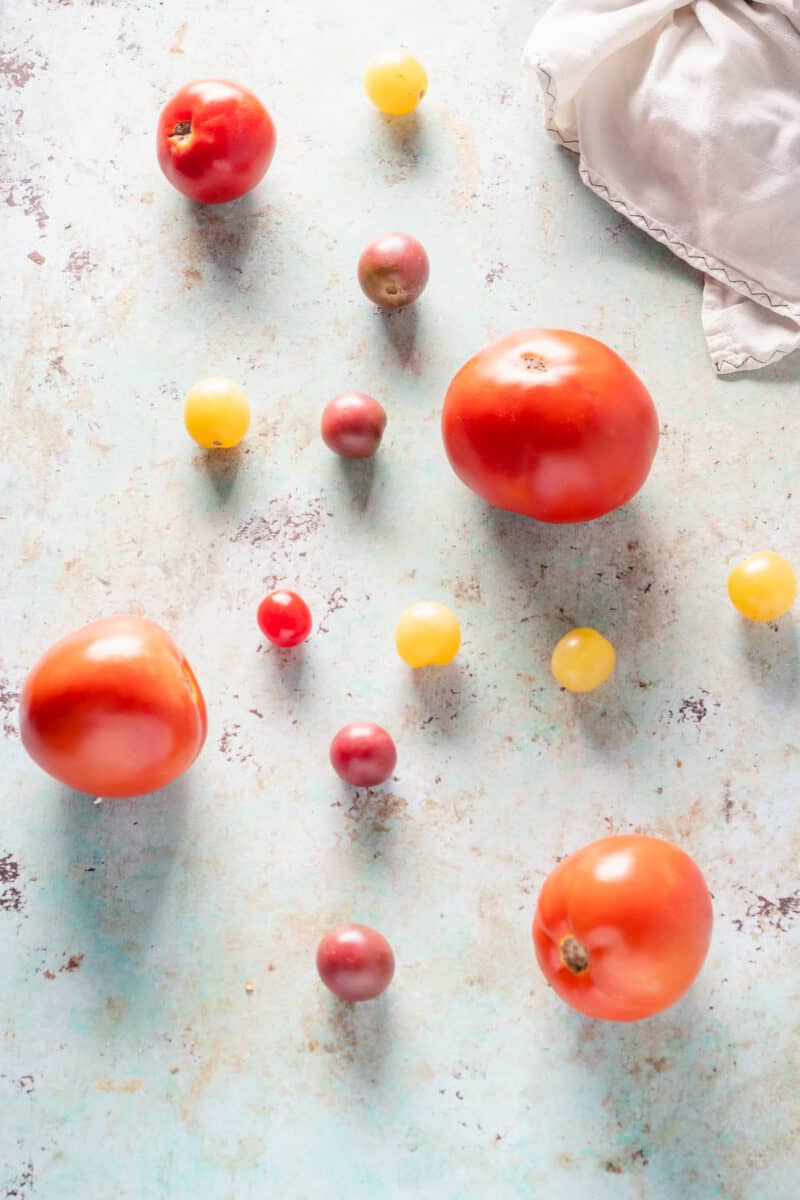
2,1,800,1197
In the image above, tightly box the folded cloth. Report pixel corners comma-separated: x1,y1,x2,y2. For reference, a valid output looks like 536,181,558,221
524,0,800,374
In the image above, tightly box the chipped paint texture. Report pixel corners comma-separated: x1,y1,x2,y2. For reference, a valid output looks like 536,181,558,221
2,1,800,1198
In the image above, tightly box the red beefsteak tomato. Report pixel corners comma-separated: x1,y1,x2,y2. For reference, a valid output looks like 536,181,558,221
533,835,713,1021
19,616,207,798
441,329,659,523
157,79,276,205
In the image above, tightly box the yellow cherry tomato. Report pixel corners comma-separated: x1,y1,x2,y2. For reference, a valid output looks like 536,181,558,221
364,51,428,116
728,551,796,622
395,602,460,667
551,628,616,693
184,378,250,449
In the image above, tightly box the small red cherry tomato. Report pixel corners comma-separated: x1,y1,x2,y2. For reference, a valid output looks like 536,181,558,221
358,232,429,308
533,834,712,1021
316,924,395,1001
321,393,387,459
156,79,276,205
257,591,312,647
329,722,397,786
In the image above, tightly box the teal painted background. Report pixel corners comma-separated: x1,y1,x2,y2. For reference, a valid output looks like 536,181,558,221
2,1,799,1196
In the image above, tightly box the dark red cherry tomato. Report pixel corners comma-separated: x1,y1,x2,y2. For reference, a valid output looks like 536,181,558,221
316,924,395,1001
257,590,312,648
358,232,429,308
329,722,397,786
321,393,387,459
156,79,276,205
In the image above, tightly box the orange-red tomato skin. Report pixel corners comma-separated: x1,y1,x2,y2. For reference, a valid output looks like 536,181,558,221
19,615,207,798
533,834,712,1021
442,329,659,524
156,79,276,205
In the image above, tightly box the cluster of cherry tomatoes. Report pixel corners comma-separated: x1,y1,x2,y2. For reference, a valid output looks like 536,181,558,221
16,52,800,1021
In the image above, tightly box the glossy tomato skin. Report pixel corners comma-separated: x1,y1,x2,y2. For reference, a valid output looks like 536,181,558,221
157,79,276,204
330,722,397,787
442,329,659,523
316,924,395,1001
533,835,712,1021
257,591,312,648
19,616,207,798
358,233,429,308
321,393,387,458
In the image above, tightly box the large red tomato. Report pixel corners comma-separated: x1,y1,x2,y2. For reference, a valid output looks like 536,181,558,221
19,616,207,798
156,79,276,204
533,835,712,1021
441,329,659,523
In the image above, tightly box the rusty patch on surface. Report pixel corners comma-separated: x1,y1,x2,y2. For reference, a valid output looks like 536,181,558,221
4,1159,34,1197
603,1147,648,1174
450,576,482,603
344,790,407,836
6,178,48,229
318,586,347,633
231,494,324,548
64,248,96,281
677,696,707,723
0,49,47,89
734,889,800,935
169,21,189,54
485,263,507,287
95,1077,143,1094
43,951,85,974
218,723,253,765
0,854,22,913
0,674,20,737
646,1056,668,1073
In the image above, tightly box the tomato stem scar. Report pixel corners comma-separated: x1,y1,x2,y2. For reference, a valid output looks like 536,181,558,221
172,120,192,139
560,934,589,974
521,352,547,371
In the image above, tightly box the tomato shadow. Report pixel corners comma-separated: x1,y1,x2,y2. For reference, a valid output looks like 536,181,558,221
479,499,665,755
260,642,307,693
183,190,264,284
738,616,798,706
378,304,421,368
553,991,732,1193
193,444,244,503
49,774,193,1014
335,453,378,512
409,661,469,739
376,110,429,169
335,776,409,871
320,988,393,1085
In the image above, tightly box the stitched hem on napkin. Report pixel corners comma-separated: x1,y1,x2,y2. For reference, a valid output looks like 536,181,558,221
534,60,800,375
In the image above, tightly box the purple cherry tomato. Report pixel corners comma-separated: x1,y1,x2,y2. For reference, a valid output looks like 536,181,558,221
358,232,429,309
321,393,387,459
329,722,397,786
316,924,395,1001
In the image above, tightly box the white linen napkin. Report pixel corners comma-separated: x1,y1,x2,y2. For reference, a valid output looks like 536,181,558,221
525,0,800,374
